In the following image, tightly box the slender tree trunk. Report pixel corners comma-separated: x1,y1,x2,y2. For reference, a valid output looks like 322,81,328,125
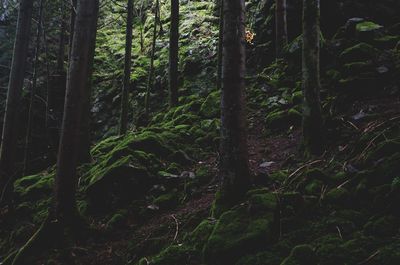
57,0,67,72
145,0,159,116
119,0,134,135
68,0,77,60
275,0,288,59
23,0,44,176
168,0,179,106
0,0,34,201
216,0,224,90
54,0,99,222
302,0,323,156
218,0,250,212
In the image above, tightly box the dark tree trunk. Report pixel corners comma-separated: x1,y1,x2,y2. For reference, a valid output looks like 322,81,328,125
57,0,67,72
23,0,44,176
302,0,324,156
218,0,250,211
145,0,159,116
54,0,99,222
46,0,68,164
119,0,134,135
275,0,288,58
216,0,224,91
168,0,179,107
0,0,34,201
69,0,77,60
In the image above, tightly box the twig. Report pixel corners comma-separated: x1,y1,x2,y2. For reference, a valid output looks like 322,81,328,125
284,160,324,187
336,226,343,240
358,250,380,265
171,214,179,241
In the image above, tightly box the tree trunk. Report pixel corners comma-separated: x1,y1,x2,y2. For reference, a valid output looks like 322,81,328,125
216,0,224,90
46,0,68,164
57,0,67,72
68,0,77,60
275,0,288,59
302,0,323,156
218,0,250,212
144,0,159,116
0,0,34,201
119,0,134,135
54,0,99,222
23,0,44,176
168,0,179,107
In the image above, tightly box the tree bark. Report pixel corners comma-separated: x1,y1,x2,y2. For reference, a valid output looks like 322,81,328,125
119,0,134,135
54,0,99,222
23,0,44,176
0,0,34,200
57,0,67,72
275,0,288,58
168,0,179,107
144,0,159,116
302,0,324,156
216,0,224,91
218,0,250,209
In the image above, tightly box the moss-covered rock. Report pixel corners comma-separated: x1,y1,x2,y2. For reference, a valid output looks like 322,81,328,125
203,197,277,265
339,43,378,63
363,215,399,237
280,245,317,265
153,192,180,210
184,219,215,251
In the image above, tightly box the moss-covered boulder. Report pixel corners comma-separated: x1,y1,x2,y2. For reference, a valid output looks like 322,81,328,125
280,245,317,265
203,193,277,265
339,43,378,63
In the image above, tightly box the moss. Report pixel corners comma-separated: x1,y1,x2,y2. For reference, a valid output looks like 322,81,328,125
153,192,180,210
203,203,276,265
314,235,349,265
141,244,195,265
14,173,54,200
339,43,378,63
363,216,399,237
324,188,351,208
184,219,215,251
266,109,302,130
199,91,220,118
236,251,281,265
106,210,128,229
356,21,383,32
280,245,317,265
247,192,277,213
304,180,323,195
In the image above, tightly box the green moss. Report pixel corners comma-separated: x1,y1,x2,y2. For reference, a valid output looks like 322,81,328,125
141,244,195,265
199,91,220,118
236,251,281,265
356,21,383,32
363,216,399,237
266,109,302,130
184,219,215,251
324,188,351,207
14,173,54,200
340,43,378,63
203,203,276,265
106,210,128,229
280,245,317,265
153,192,180,210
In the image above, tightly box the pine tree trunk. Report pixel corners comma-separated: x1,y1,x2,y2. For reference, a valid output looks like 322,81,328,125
0,0,34,200
119,0,134,135
23,0,45,176
216,0,224,91
275,0,288,58
168,0,179,107
218,0,250,209
145,0,159,116
68,0,77,60
302,0,323,156
54,0,99,222
57,0,67,72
